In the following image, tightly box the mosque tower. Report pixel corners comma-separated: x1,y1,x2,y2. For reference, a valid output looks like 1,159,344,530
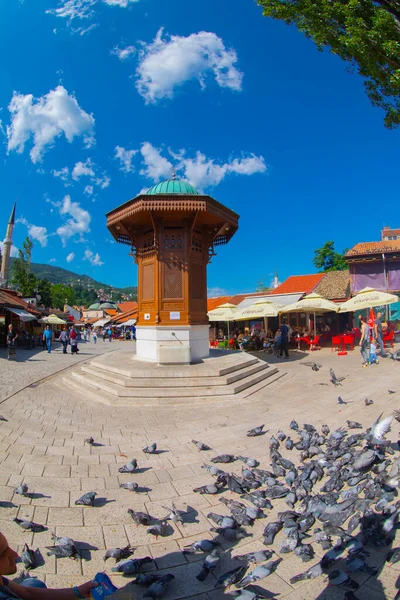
0,203,16,289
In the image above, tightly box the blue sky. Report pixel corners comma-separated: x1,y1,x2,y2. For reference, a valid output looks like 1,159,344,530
0,0,399,294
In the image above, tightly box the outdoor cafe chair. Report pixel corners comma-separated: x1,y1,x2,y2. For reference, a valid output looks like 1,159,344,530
331,335,341,352
309,335,321,351
383,330,395,349
343,334,355,351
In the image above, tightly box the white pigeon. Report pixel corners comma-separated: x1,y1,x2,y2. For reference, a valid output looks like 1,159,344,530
365,412,392,446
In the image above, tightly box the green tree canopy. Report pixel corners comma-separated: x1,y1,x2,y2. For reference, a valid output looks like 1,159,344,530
11,237,37,296
37,278,52,308
50,284,76,311
313,240,348,271
257,0,400,128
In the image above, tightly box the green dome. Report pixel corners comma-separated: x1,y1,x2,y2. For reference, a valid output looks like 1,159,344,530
88,301,117,310
145,179,200,196
88,302,100,310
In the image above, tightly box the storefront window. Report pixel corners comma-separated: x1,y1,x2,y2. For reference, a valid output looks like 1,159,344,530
299,313,307,327
289,314,297,327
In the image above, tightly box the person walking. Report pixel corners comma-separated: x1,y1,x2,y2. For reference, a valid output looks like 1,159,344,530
59,327,69,354
102,328,107,342
369,338,379,365
6,324,18,360
107,327,112,342
86,328,91,342
70,326,79,355
43,325,53,354
374,311,385,356
279,319,290,359
93,330,97,344
359,316,370,367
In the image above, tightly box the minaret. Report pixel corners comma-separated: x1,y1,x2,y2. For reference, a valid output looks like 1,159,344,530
0,203,16,289
273,270,279,289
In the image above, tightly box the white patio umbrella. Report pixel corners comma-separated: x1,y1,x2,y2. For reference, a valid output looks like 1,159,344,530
279,292,339,334
207,302,238,336
40,314,66,325
338,287,399,313
234,298,280,333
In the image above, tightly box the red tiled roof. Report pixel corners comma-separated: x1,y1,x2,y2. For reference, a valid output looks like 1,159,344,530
207,296,232,311
104,308,117,316
269,274,325,295
117,301,138,312
346,240,400,256
0,288,40,314
111,308,138,324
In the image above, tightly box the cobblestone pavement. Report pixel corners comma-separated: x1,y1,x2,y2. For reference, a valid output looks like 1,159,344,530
0,339,127,402
0,344,400,599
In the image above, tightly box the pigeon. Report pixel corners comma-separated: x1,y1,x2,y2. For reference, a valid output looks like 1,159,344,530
285,437,294,450
201,464,224,476
120,482,139,492
290,562,323,584
75,492,96,507
365,412,392,446
85,437,94,445
263,521,282,545
147,521,169,538
214,566,247,588
143,442,157,454
162,502,184,525
386,547,400,565
330,369,345,386
389,389,397,393
133,574,162,586
111,557,152,574
211,454,235,463
0,415,8,421
51,533,75,547
301,361,322,371
14,483,29,496
290,420,299,430
192,440,211,451
13,518,46,532
338,396,347,405
207,512,236,529
247,425,265,437
236,455,259,468
196,548,221,581
119,459,138,473
346,555,378,575
143,574,174,598
365,398,374,406
347,420,363,429
321,424,330,435
104,546,134,562
236,559,282,587
210,527,248,541
328,569,359,591
193,482,224,494
21,544,36,570
46,542,79,559
127,509,152,526
183,539,220,554
234,550,274,563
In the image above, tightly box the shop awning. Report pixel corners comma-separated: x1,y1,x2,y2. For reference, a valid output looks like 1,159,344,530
6,307,37,322
124,318,136,326
92,318,110,328
236,293,304,311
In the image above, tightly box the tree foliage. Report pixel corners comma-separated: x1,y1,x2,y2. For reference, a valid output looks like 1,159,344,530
313,240,348,271
37,278,52,308
11,237,37,296
257,0,400,128
50,284,76,311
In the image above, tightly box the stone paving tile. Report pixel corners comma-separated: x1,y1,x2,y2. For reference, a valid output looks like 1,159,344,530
47,507,84,526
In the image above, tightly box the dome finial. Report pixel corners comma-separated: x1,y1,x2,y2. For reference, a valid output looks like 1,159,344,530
171,167,176,181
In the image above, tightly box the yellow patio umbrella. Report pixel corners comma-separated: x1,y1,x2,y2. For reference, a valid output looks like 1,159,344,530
234,298,280,335
41,314,67,325
207,303,238,336
338,287,399,313
279,293,339,334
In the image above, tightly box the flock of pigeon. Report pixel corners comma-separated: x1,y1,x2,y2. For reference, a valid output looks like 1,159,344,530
3,362,400,599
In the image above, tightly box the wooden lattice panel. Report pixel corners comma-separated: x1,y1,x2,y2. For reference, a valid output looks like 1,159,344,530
191,262,203,299
164,262,182,299
142,263,154,300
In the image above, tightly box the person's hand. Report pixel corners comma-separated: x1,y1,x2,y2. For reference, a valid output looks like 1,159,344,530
77,581,99,599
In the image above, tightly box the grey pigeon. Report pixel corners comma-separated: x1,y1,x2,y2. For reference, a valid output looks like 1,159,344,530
347,420,363,429
85,437,94,445
301,361,322,370
162,502,184,524
234,550,274,563
193,481,224,494
196,548,221,581
192,440,211,451
120,482,139,492
236,455,259,468
207,512,236,529
0,415,8,421
365,398,374,406
127,509,151,525
338,396,347,405
14,483,29,496
330,369,345,386
386,547,400,565
365,413,392,446
236,559,282,587
201,464,224,476
21,544,36,570
13,518,46,532
111,557,152,574
321,424,330,435
211,454,235,463
133,574,162,586
214,565,247,588
328,569,359,591
210,527,248,541
183,539,220,554
46,542,79,559
247,425,265,437
147,520,169,538
143,574,174,599
290,562,323,584
104,545,134,562
75,491,96,506
119,459,138,473
290,420,299,430
263,521,282,545
346,555,377,575
143,442,157,454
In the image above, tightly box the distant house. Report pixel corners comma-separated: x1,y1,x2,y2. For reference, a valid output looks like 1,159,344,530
345,240,400,294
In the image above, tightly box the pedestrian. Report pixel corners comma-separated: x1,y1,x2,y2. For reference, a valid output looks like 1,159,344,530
93,330,97,344
70,326,79,355
86,328,91,342
6,324,18,360
374,311,385,356
359,316,370,367
279,319,290,359
59,327,69,354
43,325,53,354
102,329,107,342
107,327,112,342
83,329,87,342
369,338,379,365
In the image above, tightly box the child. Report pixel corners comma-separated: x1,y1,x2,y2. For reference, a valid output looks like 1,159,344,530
369,338,379,365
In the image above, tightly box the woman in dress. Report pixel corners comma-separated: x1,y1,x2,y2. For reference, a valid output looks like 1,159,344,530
7,324,18,360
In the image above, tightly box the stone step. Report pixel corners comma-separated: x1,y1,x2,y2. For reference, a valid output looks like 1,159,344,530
68,365,279,398
80,360,270,388
89,352,260,379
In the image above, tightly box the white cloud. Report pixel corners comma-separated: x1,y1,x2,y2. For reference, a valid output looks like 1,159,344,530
53,166,70,182
95,174,110,189
49,258,57,263
83,249,103,266
7,85,95,163
134,28,243,103
72,158,95,180
207,286,228,298
17,217,48,247
84,185,94,195
46,0,97,21
102,0,139,6
111,45,135,60
140,142,172,182
56,195,91,246
0,241,19,258
115,145,137,172
66,251,75,262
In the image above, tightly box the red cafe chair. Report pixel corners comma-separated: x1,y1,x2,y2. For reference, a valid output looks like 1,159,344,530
383,330,394,348
343,334,355,351
331,335,341,352
309,336,321,351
